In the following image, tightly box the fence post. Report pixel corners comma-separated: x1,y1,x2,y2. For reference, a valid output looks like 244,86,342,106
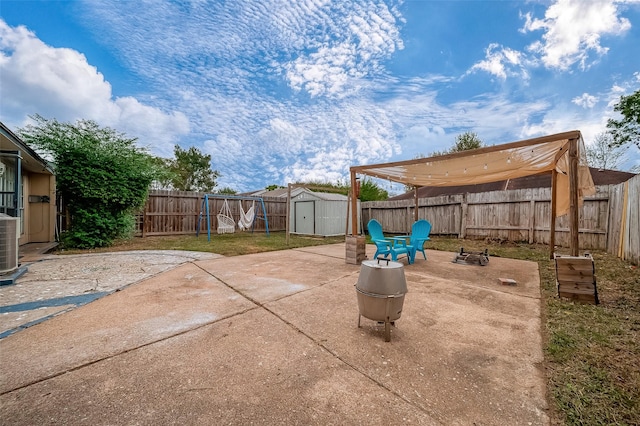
141,200,147,238
550,169,557,259
460,193,468,239
528,199,535,244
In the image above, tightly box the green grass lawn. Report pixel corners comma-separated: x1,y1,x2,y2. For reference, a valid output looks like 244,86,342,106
57,232,346,257
57,232,640,425
421,237,640,426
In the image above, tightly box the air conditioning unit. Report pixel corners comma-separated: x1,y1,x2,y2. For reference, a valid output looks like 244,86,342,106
0,214,19,275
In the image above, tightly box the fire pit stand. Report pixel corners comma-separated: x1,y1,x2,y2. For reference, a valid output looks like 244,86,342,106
355,258,408,342
452,247,489,266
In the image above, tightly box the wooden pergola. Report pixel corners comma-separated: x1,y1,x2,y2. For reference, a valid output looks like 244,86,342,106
349,130,595,258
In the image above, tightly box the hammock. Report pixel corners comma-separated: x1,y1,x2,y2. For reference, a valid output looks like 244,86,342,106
238,200,256,231
217,199,235,234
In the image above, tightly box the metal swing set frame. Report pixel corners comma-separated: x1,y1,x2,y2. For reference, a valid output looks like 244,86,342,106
196,194,269,241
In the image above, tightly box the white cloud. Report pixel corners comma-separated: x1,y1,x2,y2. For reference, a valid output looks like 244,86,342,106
281,2,404,98
468,43,530,81
400,125,446,156
71,0,410,189
521,0,631,70
0,20,189,156
4,0,636,191
572,93,598,108
285,42,356,97
0,21,110,118
523,76,640,171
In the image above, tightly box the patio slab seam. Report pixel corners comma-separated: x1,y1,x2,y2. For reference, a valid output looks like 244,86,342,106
291,247,347,260
261,300,447,424
0,244,547,425
0,309,75,340
0,256,224,340
0,304,260,396
0,293,109,339
193,261,446,423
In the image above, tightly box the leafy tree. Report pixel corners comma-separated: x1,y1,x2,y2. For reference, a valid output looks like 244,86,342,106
289,179,387,201
149,156,176,189
292,180,349,195
407,131,485,191
420,131,484,158
450,131,484,152
217,186,237,195
265,184,284,191
19,115,157,248
168,145,219,192
359,178,388,201
586,132,626,171
607,89,640,149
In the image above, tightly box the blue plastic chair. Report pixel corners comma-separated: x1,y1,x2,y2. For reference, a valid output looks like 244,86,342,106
367,219,391,259
367,219,412,264
409,219,431,261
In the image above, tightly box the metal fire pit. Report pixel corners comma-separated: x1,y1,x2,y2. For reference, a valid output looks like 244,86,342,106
452,247,489,266
355,258,408,342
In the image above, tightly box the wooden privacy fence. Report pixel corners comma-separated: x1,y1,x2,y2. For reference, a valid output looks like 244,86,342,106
611,174,639,265
134,175,638,265
135,190,288,236
362,176,639,264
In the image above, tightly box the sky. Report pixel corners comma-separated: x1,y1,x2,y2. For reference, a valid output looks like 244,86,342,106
1,0,639,193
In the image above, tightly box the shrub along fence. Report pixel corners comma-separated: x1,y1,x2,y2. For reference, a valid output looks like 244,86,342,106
362,175,639,264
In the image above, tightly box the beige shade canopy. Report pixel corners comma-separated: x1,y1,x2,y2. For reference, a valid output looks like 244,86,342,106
350,130,595,217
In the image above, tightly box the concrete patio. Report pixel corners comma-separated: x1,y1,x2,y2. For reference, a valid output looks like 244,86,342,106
0,243,547,425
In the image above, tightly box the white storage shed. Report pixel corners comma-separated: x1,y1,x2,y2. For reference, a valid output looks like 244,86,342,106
289,188,361,236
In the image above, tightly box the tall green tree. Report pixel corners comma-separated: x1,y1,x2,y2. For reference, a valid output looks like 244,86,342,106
265,184,284,191
423,131,484,158
168,145,219,192
449,131,484,153
406,131,484,191
292,180,349,195
19,115,157,248
359,178,388,201
290,179,388,201
607,89,640,149
217,186,237,195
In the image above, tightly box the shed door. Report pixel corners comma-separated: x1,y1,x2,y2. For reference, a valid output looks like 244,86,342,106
295,201,314,235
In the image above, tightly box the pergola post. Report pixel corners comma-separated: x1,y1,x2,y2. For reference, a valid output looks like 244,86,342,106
414,186,419,222
568,138,580,256
346,169,365,264
286,183,291,245
350,169,358,236
550,169,557,259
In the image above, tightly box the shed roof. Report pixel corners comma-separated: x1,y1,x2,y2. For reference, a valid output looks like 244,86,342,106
246,187,306,198
245,187,349,201
292,188,348,201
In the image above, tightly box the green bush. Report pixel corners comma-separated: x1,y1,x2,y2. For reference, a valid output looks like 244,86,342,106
61,207,135,249
19,115,157,248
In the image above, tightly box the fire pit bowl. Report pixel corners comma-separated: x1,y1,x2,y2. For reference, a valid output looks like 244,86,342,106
355,258,408,342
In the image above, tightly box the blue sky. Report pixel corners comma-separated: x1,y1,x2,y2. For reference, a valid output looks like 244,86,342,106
1,0,639,193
